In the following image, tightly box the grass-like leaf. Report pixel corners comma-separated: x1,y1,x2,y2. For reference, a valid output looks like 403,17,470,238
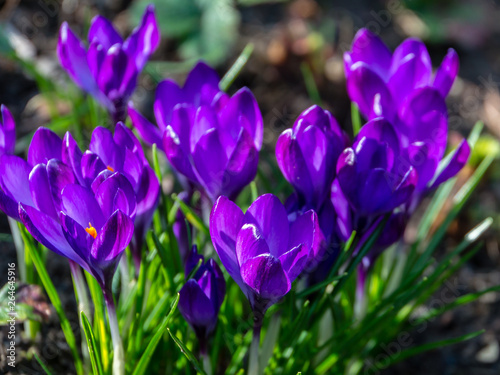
81,311,104,375
168,328,207,374
133,294,179,375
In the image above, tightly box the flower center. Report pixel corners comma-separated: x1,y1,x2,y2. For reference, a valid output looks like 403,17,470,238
85,222,97,239
107,166,114,172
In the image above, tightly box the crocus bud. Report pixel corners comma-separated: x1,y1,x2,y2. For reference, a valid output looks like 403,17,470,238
179,246,225,350
276,105,348,211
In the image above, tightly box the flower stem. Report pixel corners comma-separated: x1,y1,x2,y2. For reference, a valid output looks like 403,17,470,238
104,289,124,375
248,314,263,375
69,261,92,370
8,217,25,281
200,339,212,375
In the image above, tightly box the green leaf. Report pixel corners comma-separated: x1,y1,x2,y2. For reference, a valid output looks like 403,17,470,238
81,311,104,375
220,43,255,91
301,62,322,105
172,194,210,236
384,330,484,367
168,328,207,375
34,352,54,375
351,102,362,136
20,228,83,375
132,294,179,375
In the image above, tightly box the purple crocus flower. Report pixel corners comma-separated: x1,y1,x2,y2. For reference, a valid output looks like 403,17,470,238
0,105,15,157
129,62,263,202
0,125,135,290
344,29,470,192
210,194,321,315
58,5,159,122
63,123,160,269
336,118,417,217
178,246,225,352
20,172,135,290
276,105,348,211
344,28,458,118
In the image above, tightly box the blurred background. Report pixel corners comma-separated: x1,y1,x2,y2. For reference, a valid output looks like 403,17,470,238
1,0,500,374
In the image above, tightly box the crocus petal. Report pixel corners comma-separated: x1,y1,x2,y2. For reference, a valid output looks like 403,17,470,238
95,173,137,219
88,15,122,48
278,244,309,282
0,105,15,155
210,196,245,289
433,48,459,98
179,279,216,328
81,151,106,187
0,155,34,206
346,29,392,80
222,128,259,200
190,106,218,154
356,117,400,155
236,223,270,266
62,132,84,186
90,127,124,171
163,126,198,182
336,148,359,208
61,213,94,262
136,166,160,215
0,189,19,220
430,139,470,189
288,209,321,259
153,80,186,131
389,53,431,106
91,209,133,262
359,169,397,215
275,129,314,205
244,194,289,258
330,179,352,241
346,62,395,121
113,122,147,164
19,204,89,270
29,164,58,220
218,87,263,151
240,254,290,301
183,61,221,106
128,104,163,148
27,127,63,167
46,159,76,211
123,4,160,70
191,128,228,200
57,22,98,95
97,44,138,100
61,184,106,231
407,142,439,190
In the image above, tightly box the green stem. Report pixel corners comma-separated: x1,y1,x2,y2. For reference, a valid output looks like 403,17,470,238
104,289,124,375
8,217,25,281
248,314,263,375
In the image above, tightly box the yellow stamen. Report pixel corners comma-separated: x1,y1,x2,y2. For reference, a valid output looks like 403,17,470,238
107,166,114,172
85,222,97,239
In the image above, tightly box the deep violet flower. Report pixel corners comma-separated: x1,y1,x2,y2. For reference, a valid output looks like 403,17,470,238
129,62,263,202
344,29,470,192
210,194,321,314
178,246,225,351
0,126,135,290
335,118,417,218
276,105,349,211
0,105,15,157
63,123,160,268
58,5,159,122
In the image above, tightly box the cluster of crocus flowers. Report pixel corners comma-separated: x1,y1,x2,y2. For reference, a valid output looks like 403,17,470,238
0,126,137,292
58,5,159,122
344,29,470,196
129,62,264,202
